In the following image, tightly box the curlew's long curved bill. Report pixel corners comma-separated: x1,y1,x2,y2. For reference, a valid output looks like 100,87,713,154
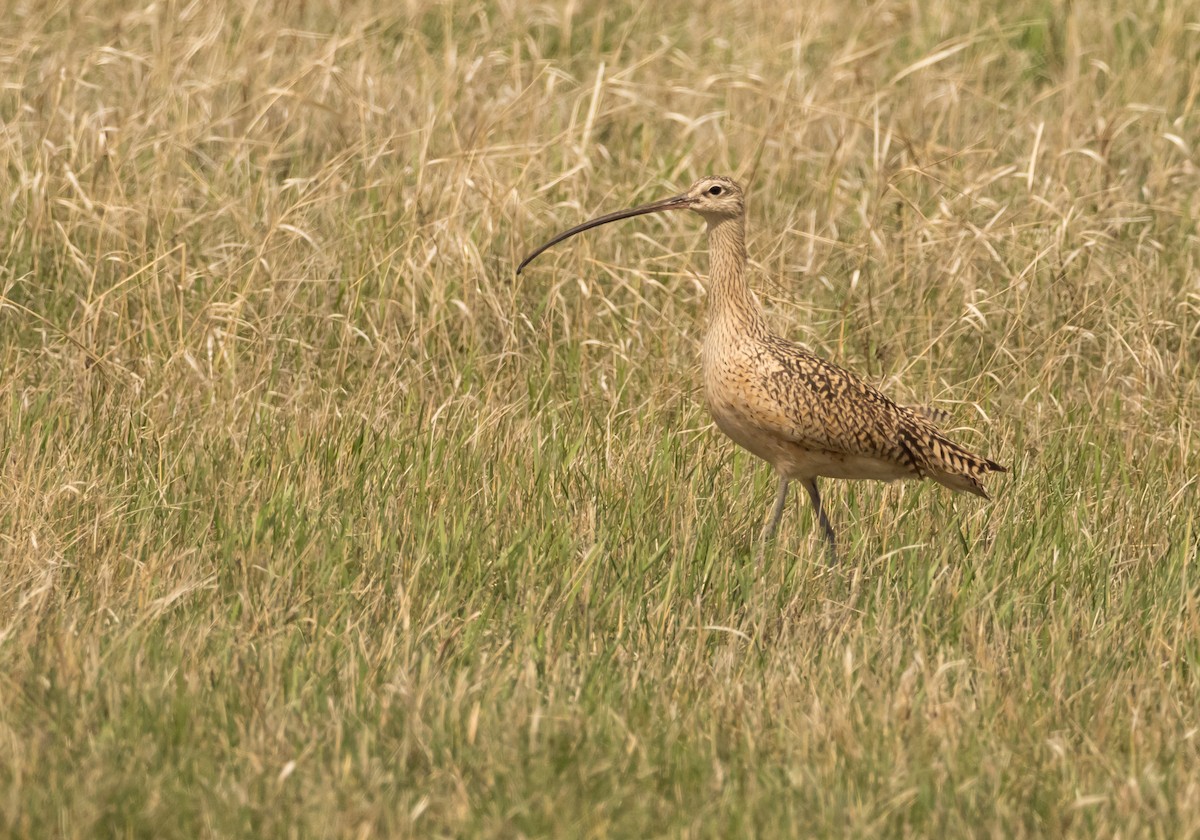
517,192,692,274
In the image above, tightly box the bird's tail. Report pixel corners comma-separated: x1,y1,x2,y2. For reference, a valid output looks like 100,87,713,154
901,405,1005,498
925,433,1007,499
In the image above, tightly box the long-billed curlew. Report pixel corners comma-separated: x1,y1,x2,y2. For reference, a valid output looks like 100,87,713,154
517,176,1005,562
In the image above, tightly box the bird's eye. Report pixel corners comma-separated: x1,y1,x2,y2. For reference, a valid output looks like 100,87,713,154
708,185,723,196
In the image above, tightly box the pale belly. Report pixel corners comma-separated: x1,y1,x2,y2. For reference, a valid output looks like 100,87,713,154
706,391,791,464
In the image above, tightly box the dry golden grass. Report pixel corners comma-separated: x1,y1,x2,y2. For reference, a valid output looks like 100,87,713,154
1,0,1199,836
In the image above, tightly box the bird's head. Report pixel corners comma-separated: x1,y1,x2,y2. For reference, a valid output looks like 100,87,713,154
678,175,744,222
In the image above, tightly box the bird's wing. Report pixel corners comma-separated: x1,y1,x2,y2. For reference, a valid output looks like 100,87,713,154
752,344,925,469
750,344,1004,493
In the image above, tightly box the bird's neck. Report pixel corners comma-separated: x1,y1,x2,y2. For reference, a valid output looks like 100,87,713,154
704,215,765,336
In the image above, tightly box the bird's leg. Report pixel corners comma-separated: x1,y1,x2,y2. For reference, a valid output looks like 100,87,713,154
761,476,789,542
800,478,838,565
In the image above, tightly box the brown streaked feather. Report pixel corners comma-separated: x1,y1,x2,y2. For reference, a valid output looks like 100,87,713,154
907,404,953,425
705,336,1005,495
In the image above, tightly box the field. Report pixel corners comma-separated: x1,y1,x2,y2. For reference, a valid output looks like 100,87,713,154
2,0,1199,836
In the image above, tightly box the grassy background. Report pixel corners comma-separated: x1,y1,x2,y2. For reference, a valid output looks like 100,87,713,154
2,0,1199,835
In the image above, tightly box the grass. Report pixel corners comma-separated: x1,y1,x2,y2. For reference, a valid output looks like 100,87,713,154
2,0,1199,835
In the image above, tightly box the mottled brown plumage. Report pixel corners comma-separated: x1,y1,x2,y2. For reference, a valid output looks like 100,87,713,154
518,176,1005,561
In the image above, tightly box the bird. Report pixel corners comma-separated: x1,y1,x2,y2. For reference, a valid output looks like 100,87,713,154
517,175,1005,563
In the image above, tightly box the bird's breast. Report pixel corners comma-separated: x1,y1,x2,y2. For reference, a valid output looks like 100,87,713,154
701,343,791,466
